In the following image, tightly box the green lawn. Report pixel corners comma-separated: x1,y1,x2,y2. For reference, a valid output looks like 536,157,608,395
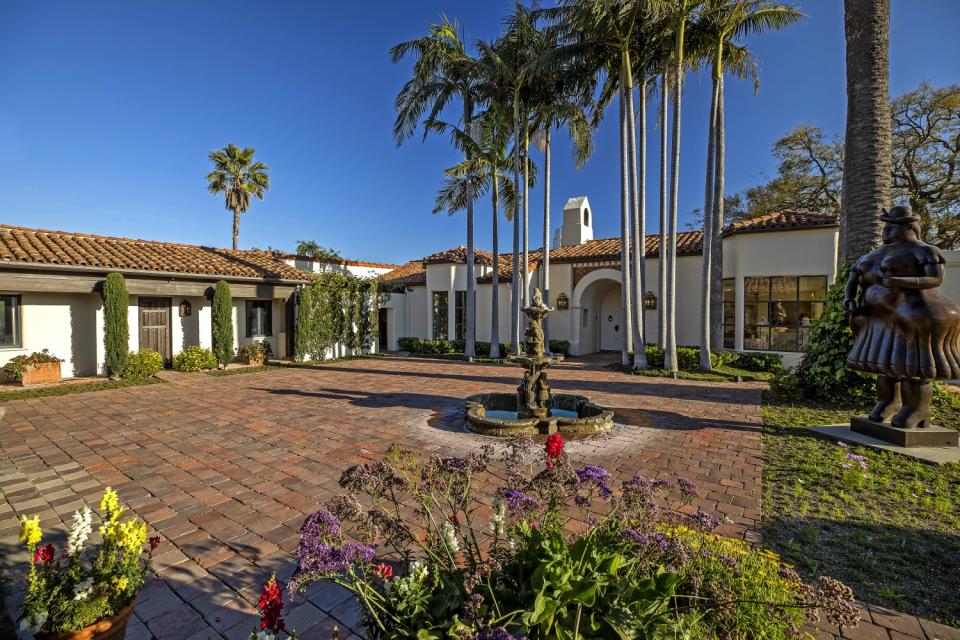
612,363,776,383
762,390,960,627
0,377,163,402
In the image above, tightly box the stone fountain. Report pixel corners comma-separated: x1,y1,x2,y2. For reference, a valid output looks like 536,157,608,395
465,288,614,437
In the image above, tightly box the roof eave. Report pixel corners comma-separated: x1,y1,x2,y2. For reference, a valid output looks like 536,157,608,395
0,259,312,284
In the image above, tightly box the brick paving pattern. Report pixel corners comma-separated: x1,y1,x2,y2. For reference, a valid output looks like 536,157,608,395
1,356,956,639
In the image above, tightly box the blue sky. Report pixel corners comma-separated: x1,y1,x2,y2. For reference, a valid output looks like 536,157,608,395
1,1,957,265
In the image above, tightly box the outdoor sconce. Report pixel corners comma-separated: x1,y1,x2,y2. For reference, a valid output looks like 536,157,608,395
556,293,569,310
179,300,192,317
644,292,657,310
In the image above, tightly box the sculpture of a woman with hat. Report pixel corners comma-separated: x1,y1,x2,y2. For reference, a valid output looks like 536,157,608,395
844,205,960,429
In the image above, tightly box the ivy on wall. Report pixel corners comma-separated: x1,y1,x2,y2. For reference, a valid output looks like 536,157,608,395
293,272,383,361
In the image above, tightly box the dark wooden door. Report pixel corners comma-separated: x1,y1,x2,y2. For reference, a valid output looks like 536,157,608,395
378,308,388,351
139,298,171,362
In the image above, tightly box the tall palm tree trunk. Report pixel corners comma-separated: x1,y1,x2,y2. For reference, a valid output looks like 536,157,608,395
710,73,726,352
491,171,502,359
840,0,891,264
658,72,669,348
700,73,719,371
618,69,634,367
464,100,476,358
522,126,530,308
628,75,648,369
512,104,522,354
666,7,686,373
232,208,240,250
542,123,552,348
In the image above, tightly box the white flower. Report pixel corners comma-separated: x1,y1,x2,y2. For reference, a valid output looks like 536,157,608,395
489,497,506,537
440,521,460,553
257,631,275,640
410,561,429,581
66,506,93,557
74,577,94,600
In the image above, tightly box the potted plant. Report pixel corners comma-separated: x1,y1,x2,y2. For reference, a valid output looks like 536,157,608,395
18,488,160,640
238,340,272,366
2,350,62,386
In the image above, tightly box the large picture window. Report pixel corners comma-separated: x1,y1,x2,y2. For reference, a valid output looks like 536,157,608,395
743,276,827,352
0,295,21,347
454,291,469,342
246,300,273,337
722,279,735,350
432,291,448,340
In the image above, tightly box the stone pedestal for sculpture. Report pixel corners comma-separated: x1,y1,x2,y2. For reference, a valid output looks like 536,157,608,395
844,206,960,447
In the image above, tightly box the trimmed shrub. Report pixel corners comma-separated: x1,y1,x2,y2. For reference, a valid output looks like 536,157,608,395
398,337,420,352
730,351,784,373
212,280,234,368
549,339,571,356
173,346,218,372
123,348,163,379
640,345,732,371
101,273,129,377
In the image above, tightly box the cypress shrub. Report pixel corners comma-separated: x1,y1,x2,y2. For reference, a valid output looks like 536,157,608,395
212,280,234,368
294,285,313,362
102,273,129,378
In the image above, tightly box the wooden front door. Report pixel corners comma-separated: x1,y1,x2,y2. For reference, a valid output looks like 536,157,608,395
139,298,171,362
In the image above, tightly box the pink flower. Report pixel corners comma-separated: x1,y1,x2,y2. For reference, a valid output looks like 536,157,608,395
373,563,393,580
33,543,55,564
544,434,565,469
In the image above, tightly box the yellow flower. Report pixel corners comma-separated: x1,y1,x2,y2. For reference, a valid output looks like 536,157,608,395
100,487,124,522
118,519,147,553
113,576,128,593
19,515,42,549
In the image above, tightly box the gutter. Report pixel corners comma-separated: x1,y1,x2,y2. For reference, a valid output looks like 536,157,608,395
0,259,312,285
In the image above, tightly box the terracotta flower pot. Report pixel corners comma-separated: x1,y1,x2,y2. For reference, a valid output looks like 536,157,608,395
20,361,61,386
34,597,137,640
244,355,266,366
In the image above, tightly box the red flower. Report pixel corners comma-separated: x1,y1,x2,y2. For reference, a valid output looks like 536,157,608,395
33,544,55,565
450,515,460,526
373,562,393,580
149,536,161,551
528,520,539,530
544,433,565,469
257,575,285,633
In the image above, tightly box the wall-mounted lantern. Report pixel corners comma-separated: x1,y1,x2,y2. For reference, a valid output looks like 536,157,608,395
179,300,193,317
644,292,657,310
556,293,569,310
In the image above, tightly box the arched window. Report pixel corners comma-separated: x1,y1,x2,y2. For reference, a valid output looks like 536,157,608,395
583,207,590,226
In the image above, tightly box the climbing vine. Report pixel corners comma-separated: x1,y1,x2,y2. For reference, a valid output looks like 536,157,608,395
293,272,383,361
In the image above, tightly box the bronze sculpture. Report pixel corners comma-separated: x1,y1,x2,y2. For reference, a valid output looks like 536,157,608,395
516,289,556,419
844,206,960,433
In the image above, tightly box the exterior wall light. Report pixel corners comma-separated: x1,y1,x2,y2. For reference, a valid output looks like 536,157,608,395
556,293,570,310
644,292,657,310
179,300,193,317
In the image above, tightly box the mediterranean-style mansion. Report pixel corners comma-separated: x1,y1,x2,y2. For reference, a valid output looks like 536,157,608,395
2,195,958,376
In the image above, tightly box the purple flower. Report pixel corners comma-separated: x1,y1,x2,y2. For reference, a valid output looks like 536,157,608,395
301,509,341,541
844,453,868,470
688,511,719,531
290,509,374,592
677,477,700,498
836,440,848,448
576,465,610,483
442,457,469,473
474,628,524,640
574,495,590,507
717,553,739,572
622,475,655,497
652,533,670,550
622,528,650,544
501,490,540,516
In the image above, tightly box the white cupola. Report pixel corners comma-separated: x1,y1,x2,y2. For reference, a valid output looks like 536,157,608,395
559,196,594,247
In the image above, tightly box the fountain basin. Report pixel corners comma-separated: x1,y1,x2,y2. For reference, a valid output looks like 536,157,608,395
465,392,614,437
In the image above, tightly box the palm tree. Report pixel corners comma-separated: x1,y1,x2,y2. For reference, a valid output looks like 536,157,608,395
696,0,802,367
392,17,483,358
840,0,891,264
206,144,270,251
547,0,659,367
431,105,518,359
658,69,670,349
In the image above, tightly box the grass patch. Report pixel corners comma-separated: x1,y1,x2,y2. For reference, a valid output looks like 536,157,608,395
0,377,163,402
609,363,775,382
206,365,285,377
205,355,385,376
762,389,960,626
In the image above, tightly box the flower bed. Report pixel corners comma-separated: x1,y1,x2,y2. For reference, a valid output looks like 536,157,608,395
286,435,859,639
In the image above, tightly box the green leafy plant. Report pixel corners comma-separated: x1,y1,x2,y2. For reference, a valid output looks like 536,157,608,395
730,352,785,373
287,437,859,639
294,273,381,361
238,340,273,362
17,488,159,634
122,349,163,380
173,346,218,372
101,273,129,378
1,350,61,382
548,339,571,357
212,280,234,368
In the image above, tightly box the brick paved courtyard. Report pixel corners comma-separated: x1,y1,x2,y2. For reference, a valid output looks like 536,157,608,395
1,357,954,639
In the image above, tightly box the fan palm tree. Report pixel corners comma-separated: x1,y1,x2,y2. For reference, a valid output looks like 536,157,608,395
392,17,483,357
840,0,891,264
206,144,270,251
431,105,519,359
695,0,802,368
657,69,670,349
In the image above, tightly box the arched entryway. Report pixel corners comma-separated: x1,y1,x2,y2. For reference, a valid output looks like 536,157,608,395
570,269,623,355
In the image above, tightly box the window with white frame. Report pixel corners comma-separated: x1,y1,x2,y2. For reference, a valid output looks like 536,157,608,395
0,295,20,347
246,300,273,337
743,276,827,352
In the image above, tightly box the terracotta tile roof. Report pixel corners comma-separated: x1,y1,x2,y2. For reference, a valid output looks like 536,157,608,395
476,251,542,283
0,225,310,281
282,254,401,270
422,246,495,266
549,231,704,263
723,210,838,237
379,260,426,286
